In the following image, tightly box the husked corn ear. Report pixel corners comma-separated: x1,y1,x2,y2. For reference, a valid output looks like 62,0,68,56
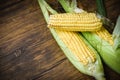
55,30,96,65
94,27,113,45
48,12,102,31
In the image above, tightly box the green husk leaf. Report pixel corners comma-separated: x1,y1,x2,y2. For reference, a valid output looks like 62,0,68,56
38,0,49,23
70,0,77,10
58,0,75,13
96,0,106,17
113,16,120,51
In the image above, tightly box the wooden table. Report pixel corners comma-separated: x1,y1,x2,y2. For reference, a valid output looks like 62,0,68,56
0,0,120,80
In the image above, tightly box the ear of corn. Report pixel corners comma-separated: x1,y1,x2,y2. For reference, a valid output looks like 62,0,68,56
82,27,120,74
51,29,105,80
95,0,120,74
55,30,96,65
48,13,102,31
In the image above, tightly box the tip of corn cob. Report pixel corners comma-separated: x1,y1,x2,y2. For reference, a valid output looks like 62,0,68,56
94,27,114,45
48,12,102,32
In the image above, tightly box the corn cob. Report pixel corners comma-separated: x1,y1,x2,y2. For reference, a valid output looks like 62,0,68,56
56,30,96,65
94,27,114,45
48,13,102,31
52,29,105,80
82,26,120,74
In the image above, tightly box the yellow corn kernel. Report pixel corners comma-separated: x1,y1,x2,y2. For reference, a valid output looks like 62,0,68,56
56,30,96,65
48,12,102,31
94,27,114,45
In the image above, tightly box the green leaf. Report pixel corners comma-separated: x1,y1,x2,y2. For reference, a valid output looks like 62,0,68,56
113,16,120,50
96,0,106,17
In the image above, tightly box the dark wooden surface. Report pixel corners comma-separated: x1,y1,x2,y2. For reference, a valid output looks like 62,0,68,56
0,0,120,80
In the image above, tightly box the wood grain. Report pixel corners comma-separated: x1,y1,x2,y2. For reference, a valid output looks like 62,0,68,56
0,0,120,80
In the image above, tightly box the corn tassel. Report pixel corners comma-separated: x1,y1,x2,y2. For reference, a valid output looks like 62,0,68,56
48,13,102,31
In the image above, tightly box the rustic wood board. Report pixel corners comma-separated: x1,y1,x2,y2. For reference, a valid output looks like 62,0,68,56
0,0,120,80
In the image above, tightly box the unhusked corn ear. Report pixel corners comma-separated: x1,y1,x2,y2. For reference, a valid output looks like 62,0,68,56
82,26,120,74
52,29,105,80
55,30,96,65
48,12,102,31
94,27,113,45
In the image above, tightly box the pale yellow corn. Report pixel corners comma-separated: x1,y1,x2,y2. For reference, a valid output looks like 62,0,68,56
94,27,114,45
48,12,102,31
56,30,96,65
